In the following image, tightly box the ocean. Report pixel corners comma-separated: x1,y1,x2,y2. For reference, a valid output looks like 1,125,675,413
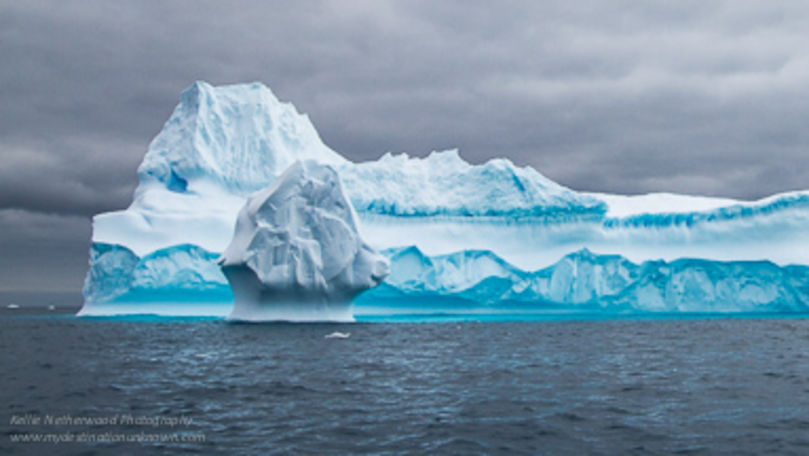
2,303,809,455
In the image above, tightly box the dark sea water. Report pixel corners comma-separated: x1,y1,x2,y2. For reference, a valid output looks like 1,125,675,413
2,306,809,455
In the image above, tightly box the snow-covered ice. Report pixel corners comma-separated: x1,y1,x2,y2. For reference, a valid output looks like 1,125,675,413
342,149,605,218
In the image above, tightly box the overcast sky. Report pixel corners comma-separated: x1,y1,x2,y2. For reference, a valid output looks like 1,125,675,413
3,0,809,293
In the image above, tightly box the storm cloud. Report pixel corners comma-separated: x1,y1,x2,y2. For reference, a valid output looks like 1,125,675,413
3,0,809,290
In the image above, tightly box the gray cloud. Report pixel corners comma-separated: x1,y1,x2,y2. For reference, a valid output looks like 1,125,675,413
3,0,809,289
0,209,90,291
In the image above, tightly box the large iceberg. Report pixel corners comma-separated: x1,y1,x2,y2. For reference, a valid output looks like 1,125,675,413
219,161,388,322
80,81,809,318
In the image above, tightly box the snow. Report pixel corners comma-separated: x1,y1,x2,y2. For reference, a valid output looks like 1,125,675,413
340,150,605,218
92,187,242,257
219,161,389,322
592,192,742,217
592,190,809,220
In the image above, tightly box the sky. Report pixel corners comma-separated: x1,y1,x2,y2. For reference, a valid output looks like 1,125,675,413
2,0,809,292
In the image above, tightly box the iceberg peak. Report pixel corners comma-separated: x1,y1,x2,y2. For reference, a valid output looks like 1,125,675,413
425,149,469,167
375,149,470,170
138,81,347,196
180,80,280,113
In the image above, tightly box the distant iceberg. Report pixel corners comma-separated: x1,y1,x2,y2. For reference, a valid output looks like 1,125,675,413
79,81,809,318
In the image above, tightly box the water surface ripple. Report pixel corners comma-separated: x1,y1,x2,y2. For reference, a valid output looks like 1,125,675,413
2,309,809,455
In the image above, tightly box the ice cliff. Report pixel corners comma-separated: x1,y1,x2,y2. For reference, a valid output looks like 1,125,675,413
79,243,231,317
219,161,388,322
79,81,809,317
357,247,809,314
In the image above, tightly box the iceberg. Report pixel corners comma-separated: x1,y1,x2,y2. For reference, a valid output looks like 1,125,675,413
219,161,388,322
79,81,809,318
